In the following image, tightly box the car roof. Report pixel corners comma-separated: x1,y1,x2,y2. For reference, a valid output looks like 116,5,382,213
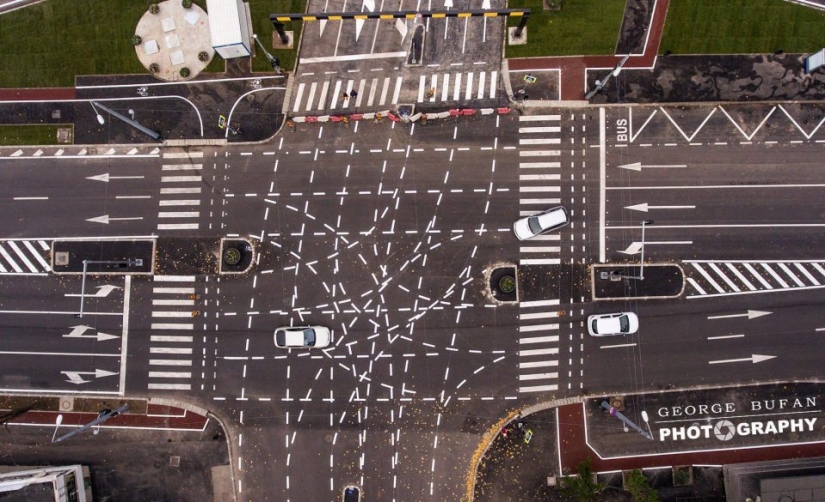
536,207,568,229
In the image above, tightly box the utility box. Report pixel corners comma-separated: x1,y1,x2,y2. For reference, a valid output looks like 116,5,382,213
207,0,251,59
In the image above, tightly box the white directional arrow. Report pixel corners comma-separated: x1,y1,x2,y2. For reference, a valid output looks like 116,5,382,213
482,0,491,8
86,173,145,182
625,203,695,212
619,162,687,171
86,214,143,224
62,369,119,385
63,325,119,341
709,354,776,365
708,310,773,320
65,285,121,298
619,242,643,255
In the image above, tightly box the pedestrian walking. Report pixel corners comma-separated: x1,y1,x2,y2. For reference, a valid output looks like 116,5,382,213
349,89,358,99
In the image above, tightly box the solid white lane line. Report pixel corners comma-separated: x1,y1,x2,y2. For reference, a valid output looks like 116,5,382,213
609,183,825,190
157,224,199,230
120,275,131,395
299,51,406,63
163,152,203,158
599,107,606,263
708,334,745,340
600,343,637,349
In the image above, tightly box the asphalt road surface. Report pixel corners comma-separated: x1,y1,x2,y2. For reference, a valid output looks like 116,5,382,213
2,102,825,500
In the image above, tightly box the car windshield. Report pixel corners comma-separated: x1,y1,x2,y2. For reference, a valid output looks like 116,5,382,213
527,215,543,235
303,328,316,346
619,315,629,333
275,330,285,346
591,319,599,334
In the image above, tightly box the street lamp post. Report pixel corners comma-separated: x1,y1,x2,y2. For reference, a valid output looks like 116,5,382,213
252,34,282,74
51,414,63,443
611,220,654,281
585,54,630,100
89,102,105,125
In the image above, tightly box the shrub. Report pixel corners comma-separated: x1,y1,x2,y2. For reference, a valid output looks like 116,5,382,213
179,67,190,78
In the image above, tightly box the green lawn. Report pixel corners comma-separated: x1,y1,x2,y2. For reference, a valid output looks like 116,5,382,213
660,0,825,54
505,0,626,57
0,0,302,88
0,125,63,145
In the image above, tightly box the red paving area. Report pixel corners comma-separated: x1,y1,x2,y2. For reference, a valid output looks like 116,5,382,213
0,87,76,100
6,403,209,431
558,404,825,473
508,0,670,100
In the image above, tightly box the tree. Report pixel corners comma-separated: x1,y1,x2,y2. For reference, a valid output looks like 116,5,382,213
624,469,658,502
559,458,603,502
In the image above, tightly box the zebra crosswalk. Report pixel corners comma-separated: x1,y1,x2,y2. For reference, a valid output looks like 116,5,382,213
518,299,561,393
0,239,51,275
517,114,563,266
290,70,500,113
686,260,825,298
158,151,203,231
148,275,198,391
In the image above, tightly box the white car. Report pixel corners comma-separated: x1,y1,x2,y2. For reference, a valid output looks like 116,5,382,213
513,206,570,241
274,326,332,348
587,312,639,337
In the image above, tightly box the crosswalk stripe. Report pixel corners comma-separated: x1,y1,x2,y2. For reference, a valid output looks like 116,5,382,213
519,384,558,393
519,311,560,320
380,77,391,105
520,138,561,145
726,263,756,291
795,263,820,286
519,335,559,344
163,152,203,158
158,223,199,230
519,150,560,157
519,162,560,168
150,359,193,366
520,258,561,265
151,323,194,330
24,241,50,271
162,164,202,170
519,372,558,381
519,360,558,368
391,77,403,104
477,71,486,99
519,186,560,192
418,75,426,102
761,263,789,288
8,241,38,273
149,371,191,378
150,347,193,354
489,71,497,98
150,335,193,342
778,263,805,287
152,311,194,318
519,126,561,133
292,82,305,112
743,263,773,289
453,72,462,101
527,234,561,241
465,71,473,100
153,299,195,306
441,74,449,101
520,246,560,253
158,211,199,218
148,383,191,390
519,198,561,205
161,175,202,183
519,174,560,181
519,347,559,357
153,286,196,294
520,299,560,308
519,115,560,121
519,323,559,332
159,199,200,206
306,82,317,112
318,81,330,111
154,275,196,282
161,187,201,194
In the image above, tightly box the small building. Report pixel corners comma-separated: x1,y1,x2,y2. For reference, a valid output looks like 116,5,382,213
207,0,251,59
0,465,92,502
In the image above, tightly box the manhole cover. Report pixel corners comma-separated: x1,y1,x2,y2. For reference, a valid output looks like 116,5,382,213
55,252,69,266
169,456,180,467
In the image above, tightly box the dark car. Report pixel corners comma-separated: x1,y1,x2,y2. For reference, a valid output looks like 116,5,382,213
343,486,360,502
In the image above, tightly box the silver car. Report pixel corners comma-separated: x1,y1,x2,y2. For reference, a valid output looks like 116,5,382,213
513,206,570,241
274,326,332,348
